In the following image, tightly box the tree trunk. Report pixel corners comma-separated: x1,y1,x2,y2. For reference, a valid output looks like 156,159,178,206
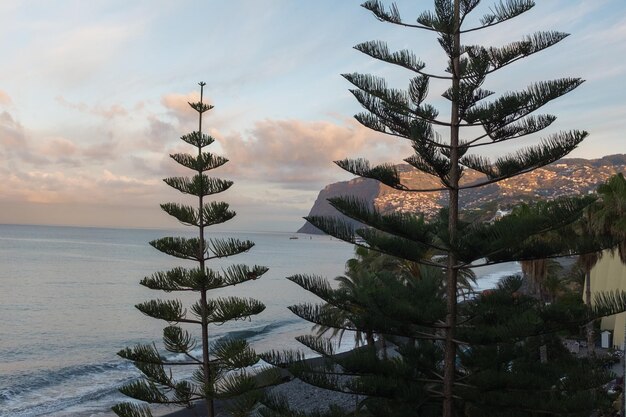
197,83,214,417
585,269,595,356
443,3,461,417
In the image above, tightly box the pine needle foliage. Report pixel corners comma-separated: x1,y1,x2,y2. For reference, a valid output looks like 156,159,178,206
263,2,626,417
113,83,269,417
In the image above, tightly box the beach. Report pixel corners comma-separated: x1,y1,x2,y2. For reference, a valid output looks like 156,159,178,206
147,351,364,417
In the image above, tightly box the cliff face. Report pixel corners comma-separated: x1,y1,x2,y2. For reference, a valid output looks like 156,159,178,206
298,154,626,234
297,177,380,234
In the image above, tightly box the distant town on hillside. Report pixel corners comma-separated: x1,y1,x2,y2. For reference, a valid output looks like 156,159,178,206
298,154,626,234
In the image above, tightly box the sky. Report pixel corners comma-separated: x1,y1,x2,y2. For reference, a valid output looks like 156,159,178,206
0,0,624,232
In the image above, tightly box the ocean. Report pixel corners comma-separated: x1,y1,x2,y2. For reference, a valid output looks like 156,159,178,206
0,224,520,417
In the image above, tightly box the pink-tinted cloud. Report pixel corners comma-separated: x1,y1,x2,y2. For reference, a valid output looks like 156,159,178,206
0,90,12,107
82,138,119,161
56,96,128,119
0,167,161,206
0,111,24,148
219,118,411,187
139,115,180,153
0,106,120,169
158,90,238,134
161,91,205,126
0,110,50,166
40,137,78,158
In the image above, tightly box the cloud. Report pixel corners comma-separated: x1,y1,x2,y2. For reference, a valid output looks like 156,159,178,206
41,137,77,156
161,91,205,127
56,96,128,119
0,110,49,166
82,136,119,161
39,136,80,167
0,106,121,169
0,170,84,204
0,90,12,107
0,111,24,148
139,115,180,153
0,167,162,206
219,118,412,188
101,169,159,188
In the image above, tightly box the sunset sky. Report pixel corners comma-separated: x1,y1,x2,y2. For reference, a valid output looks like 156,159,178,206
0,0,624,232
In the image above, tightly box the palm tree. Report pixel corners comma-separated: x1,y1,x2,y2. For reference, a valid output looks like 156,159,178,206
576,212,601,355
313,247,405,349
520,258,562,302
580,173,626,354
314,266,381,348
593,173,626,262
313,246,476,350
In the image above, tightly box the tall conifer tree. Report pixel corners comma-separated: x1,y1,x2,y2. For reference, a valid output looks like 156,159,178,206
113,83,268,417
262,2,626,417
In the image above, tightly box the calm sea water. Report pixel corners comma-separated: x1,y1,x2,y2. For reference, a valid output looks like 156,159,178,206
0,224,520,417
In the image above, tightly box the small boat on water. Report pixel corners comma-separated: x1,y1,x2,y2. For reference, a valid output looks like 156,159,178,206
289,236,298,240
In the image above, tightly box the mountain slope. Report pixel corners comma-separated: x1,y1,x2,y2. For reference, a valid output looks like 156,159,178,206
298,154,626,234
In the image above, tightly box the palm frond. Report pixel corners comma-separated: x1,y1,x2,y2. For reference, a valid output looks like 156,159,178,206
591,291,626,318
289,303,360,333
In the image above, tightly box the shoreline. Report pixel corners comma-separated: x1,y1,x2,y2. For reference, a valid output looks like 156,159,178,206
153,350,363,417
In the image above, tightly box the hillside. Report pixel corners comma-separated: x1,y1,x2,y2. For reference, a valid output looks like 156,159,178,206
298,154,626,234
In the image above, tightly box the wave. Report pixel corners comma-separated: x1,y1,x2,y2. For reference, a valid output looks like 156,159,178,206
216,319,298,342
0,320,298,416
0,361,136,417
473,261,522,292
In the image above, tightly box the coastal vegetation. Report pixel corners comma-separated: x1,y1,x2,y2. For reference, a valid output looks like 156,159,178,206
580,173,626,355
261,1,626,417
113,83,269,417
